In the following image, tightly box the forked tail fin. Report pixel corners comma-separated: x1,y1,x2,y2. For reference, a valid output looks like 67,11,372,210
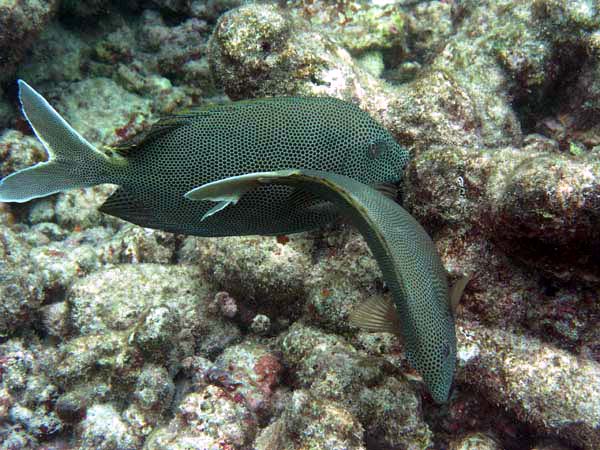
0,80,112,203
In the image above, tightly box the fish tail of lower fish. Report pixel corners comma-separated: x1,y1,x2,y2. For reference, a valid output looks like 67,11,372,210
0,80,117,203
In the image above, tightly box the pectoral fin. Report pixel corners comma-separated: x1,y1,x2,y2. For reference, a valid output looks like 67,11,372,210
449,272,472,314
201,200,235,221
185,171,301,220
349,296,402,335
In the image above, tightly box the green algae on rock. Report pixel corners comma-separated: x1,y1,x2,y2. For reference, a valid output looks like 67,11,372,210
457,319,600,450
1,0,600,448
279,322,434,448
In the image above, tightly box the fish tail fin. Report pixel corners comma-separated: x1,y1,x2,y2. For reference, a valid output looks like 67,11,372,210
0,80,114,203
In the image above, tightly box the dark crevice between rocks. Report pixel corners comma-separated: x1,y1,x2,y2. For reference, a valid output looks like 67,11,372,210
423,387,538,450
512,43,589,137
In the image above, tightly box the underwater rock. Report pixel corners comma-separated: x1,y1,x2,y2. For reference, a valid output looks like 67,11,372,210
404,1,454,64
9,403,62,439
255,389,366,450
213,341,284,421
39,301,69,338
405,144,600,282
68,264,204,339
28,200,56,224
0,130,47,178
149,0,244,22
77,403,142,450
133,364,175,413
287,0,407,54
48,77,153,148
530,440,573,450
140,10,212,88
192,0,245,22
535,59,600,151
55,332,130,385
0,92,14,130
0,336,63,446
59,0,113,18
356,376,434,449
208,4,496,152
192,234,312,324
208,3,312,99
99,224,176,265
0,229,44,337
146,384,258,449
486,150,600,281
54,388,91,424
304,228,385,333
209,1,406,116
54,185,119,230
26,225,113,298
435,229,599,348
0,0,58,83
66,263,240,365
279,322,433,449
448,432,502,450
249,314,270,335
17,22,90,85
213,291,238,319
457,320,600,450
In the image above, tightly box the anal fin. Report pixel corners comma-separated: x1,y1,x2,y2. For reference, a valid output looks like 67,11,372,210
99,187,154,224
349,296,402,336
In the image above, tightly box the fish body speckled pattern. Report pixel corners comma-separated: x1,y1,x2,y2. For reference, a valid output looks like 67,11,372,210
0,81,409,236
0,81,456,403
187,170,456,404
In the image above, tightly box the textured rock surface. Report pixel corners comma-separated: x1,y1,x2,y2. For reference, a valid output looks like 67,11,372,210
457,320,600,450
0,0,599,449
0,0,58,83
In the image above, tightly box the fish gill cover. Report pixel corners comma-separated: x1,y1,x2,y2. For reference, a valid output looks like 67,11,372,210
0,1,599,450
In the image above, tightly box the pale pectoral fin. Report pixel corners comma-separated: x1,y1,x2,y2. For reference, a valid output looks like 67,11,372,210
201,200,235,221
185,171,302,220
186,170,302,202
449,272,473,314
349,296,402,336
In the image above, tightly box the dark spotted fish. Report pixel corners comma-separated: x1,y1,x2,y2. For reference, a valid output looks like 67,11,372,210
0,81,409,236
1,81,466,403
185,169,459,403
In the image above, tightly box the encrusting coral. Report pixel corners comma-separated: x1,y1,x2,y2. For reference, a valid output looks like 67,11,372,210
0,0,599,449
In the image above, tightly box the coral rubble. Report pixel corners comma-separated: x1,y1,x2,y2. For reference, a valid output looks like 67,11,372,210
0,0,599,449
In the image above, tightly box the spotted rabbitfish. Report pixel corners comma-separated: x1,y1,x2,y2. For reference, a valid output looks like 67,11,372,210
0,81,408,236
0,80,465,403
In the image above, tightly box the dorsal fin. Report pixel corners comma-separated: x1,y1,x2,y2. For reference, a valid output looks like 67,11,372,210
99,187,155,224
109,116,192,157
108,97,306,157
348,296,402,336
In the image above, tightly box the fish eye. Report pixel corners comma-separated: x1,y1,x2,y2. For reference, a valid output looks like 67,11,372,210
368,141,387,159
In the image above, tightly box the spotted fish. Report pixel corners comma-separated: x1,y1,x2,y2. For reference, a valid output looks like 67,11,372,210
0,81,463,403
186,169,460,403
0,81,409,236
